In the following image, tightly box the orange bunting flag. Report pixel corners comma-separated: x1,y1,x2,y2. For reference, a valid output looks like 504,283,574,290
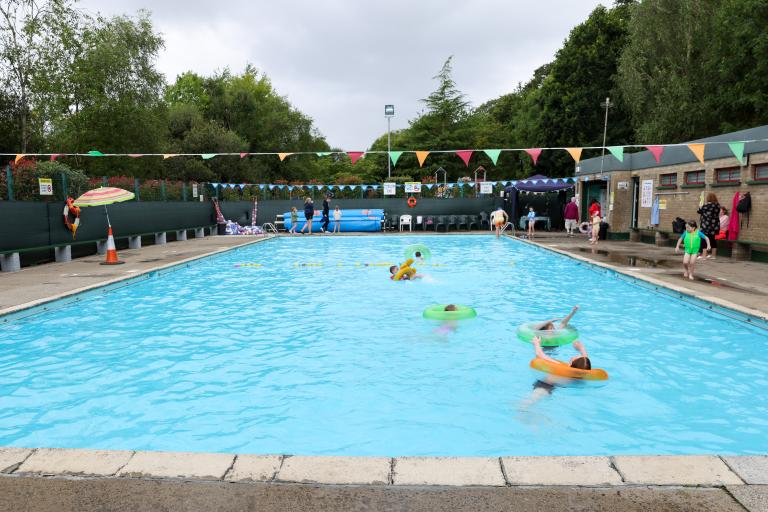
347,151,364,165
415,151,430,167
687,143,706,164
162,154,178,159
278,153,293,162
565,148,583,163
240,152,248,159
14,154,25,164
525,148,542,165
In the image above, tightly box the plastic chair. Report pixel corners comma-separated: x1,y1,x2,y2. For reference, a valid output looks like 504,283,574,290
467,215,479,231
423,216,436,231
399,214,412,232
388,214,399,231
447,215,459,231
435,215,447,232
456,215,469,230
479,211,490,230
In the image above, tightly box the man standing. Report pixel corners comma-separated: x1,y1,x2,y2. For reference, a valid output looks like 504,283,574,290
564,197,579,237
321,194,331,233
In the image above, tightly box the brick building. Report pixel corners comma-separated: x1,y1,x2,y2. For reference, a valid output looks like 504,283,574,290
574,125,768,261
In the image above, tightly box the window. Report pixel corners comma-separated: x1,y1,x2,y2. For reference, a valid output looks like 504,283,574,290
715,167,740,183
685,170,705,185
659,173,677,186
755,164,768,181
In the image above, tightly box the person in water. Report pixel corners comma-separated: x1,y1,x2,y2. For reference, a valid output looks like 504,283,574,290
490,207,509,239
520,336,592,408
434,304,459,335
675,220,711,280
537,305,579,331
388,263,422,281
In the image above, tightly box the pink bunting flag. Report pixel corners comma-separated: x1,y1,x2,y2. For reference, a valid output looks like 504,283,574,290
50,154,62,161
128,154,143,158
347,151,364,165
455,150,473,167
646,145,665,163
525,148,542,165
240,152,248,159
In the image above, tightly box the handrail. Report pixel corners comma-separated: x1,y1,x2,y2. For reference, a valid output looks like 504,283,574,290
261,223,278,234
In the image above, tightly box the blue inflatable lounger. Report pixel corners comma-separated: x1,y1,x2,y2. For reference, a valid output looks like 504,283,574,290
283,209,384,232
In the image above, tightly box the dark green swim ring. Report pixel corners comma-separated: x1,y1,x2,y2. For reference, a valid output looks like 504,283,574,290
423,304,477,321
405,244,432,261
516,322,578,347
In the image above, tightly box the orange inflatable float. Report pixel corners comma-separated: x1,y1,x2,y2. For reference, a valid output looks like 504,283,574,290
529,357,608,381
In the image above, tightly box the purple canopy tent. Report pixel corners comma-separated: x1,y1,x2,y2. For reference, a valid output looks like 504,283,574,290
503,175,575,229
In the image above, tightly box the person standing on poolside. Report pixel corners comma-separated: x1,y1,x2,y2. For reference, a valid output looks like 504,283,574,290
527,206,536,239
490,207,508,238
697,193,720,259
333,205,342,234
675,220,711,280
564,197,579,237
289,206,299,235
321,194,331,233
588,198,601,219
300,197,314,235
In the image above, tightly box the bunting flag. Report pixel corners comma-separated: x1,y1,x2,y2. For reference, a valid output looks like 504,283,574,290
163,154,178,159
645,145,664,163
50,154,62,161
484,149,501,165
607,146,624,162
201,153,216,160
565,147,583,163
728,142,746,165
239,184,246,190
87,150,104,157
389,151,403,166
128,154,142,158
350,185,358,190
316,152,332,157
240,152,248,159
456,150,473,167
347,151,364,164
525,148,542,165
14,154,26,163
211,183,220,188
687,143,706,164
415,151,430,167
278,152,292,162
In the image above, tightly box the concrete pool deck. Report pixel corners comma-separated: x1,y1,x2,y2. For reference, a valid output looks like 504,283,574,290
1,232,767,510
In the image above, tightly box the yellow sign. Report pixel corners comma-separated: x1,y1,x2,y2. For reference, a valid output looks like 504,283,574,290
38,178,53,195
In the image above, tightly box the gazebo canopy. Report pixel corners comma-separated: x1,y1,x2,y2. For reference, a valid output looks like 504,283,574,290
505,174,574,193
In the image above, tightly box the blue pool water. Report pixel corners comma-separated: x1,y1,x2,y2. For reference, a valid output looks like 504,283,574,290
1,235,767,456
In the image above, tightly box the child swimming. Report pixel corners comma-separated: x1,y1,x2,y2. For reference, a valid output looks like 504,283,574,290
536,305,579,331
389,262,423,281
434,304,459,335
675,220,711,280
520,336,592,408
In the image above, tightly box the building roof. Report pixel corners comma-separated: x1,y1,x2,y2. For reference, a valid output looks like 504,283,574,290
576,125,768,176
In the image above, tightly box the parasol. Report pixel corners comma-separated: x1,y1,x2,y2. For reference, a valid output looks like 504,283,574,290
74,187,135,227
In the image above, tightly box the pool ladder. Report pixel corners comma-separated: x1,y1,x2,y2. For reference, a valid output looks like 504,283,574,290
262,223,279,235
500,222,514,236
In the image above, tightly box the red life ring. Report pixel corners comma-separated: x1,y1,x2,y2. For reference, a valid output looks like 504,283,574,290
63,197,81,238
407,197,417,208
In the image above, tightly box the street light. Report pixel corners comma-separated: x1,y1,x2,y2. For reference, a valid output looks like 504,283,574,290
385,104,395,178
600,97,613,222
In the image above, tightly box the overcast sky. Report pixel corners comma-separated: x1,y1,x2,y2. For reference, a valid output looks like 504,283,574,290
79,0,606,150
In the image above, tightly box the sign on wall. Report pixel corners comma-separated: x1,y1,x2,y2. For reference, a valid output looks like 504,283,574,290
38,178,53,195
383,182,396,196
192,183,198,197
641,179,654,207
617,181,629,190
404,182,422,193
479,182,493,194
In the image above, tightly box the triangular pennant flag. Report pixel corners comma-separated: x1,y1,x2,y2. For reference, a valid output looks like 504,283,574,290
484,149,501,165
389,151,403,166
316,152,332,157
425,184,434,190
128,154,143,158
525,148,542,165
317,185,325,190
239,184,246,190
646,146,664,163
728,142,745,165
87,150,104,157
350,185,358,190
278,152,293,162
347,151,364,164
339,185,347,191
565,148,583,163
307,185,315,190
371,185,380,190
201,153,216,160
607,146,624,162
258,184,265,190
14,154,26,163
211,183,220,188
240,152,248,159
687,143,706,164
50,154,62,161
162,154,178,159
415,151,430,167
268,185,276,190
456,150,473,167
288,185,294,191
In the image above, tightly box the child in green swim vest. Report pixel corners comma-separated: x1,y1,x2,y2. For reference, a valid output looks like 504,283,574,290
675,221,711,281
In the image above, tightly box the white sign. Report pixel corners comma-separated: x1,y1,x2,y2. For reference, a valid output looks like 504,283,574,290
192,183,198,197
479,182,493,194
617,181,629,190
383,182,396,196
38,178,53,195
404,182,422,193
641,179,654,207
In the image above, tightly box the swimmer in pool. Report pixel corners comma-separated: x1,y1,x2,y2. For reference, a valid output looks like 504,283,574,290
434,304,459,335
389,263,423,281
536,305,579,331
519,336,592,408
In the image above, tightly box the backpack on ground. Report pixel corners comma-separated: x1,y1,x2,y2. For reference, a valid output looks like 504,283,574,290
736,192,751,227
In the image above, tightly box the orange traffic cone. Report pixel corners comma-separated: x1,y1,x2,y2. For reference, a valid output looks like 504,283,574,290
100,226,125,265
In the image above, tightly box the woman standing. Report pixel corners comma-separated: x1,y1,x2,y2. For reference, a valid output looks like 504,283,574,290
697,193,720,258
300,197,314,235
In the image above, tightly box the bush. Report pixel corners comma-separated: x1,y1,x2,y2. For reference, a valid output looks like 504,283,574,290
0,159,90,201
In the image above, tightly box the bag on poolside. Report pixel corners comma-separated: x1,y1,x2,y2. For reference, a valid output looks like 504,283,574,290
672,217,686,234
736,192,751,228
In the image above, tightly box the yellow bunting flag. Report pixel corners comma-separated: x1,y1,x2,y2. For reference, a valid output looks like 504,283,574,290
162,154,178,159
278,153,293,162
687,143,706,164
566,147,583,163
415,151,430,167
14,154,25,164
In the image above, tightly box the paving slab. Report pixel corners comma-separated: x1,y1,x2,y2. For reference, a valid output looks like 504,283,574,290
18,448,133,477
393,456,505,486
0,447,32,473
613,455,743,485
727,485,768,512
723,456,768,484
225,454,282,482
276,456,390,485
117,450,234,480
501,456,623,485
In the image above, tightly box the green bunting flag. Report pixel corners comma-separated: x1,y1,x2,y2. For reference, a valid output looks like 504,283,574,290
316,152,332,157
607,146,624,162
484,149,501,165
201,153,217,160
728,142,746,165
389,151,403,166
87,150,104,156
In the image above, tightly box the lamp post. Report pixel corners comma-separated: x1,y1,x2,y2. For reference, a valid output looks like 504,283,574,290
385,104,395,178
600,97,613,222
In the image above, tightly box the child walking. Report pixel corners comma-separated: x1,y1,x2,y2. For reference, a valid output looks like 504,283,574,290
675,220,711,280
333,205,342,234
589,211,601,245
289,207,298,235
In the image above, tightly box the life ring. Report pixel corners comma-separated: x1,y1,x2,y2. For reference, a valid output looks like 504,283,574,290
392,258,416,281
423,304,477,321
516,322,578,347
578,222,590,234
405,244,431,261
530,357,608,381
407,196,417,208
63,197,81,238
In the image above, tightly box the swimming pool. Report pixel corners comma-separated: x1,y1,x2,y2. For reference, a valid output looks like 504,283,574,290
1,235,766,456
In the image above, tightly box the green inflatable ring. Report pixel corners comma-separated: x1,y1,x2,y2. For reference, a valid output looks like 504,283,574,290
423,304,477,321
516,322,578,347
405,244,432,261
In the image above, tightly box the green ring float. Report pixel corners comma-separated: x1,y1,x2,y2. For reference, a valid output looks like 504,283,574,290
405,244,432,261
516,322,578,347
423,304,477,321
